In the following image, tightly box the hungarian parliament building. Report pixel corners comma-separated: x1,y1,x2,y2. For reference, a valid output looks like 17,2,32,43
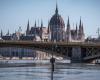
0,4,85,59
0,4,85,42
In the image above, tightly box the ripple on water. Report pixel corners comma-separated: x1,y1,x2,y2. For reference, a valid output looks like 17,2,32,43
0,63,100,80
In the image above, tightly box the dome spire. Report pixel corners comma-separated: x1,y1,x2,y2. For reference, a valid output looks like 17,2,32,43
55,1,58,14
67,16,70,28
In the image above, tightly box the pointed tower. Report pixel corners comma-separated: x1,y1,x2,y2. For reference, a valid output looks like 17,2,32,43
55,2,58,14
34,20,36,27
79,17,82,34
78,17,85,41
38,19,39,27
78,17,82,39
7,30,9,36
0,30,3,37
66,16,71,42
76,23,78,39
81,23,84,34
41,20,43,28
34,20,37,36
40,20,43,40
26,20,30,35
47,20,51,41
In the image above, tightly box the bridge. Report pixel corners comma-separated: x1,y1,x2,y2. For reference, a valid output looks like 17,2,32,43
0,40,100,63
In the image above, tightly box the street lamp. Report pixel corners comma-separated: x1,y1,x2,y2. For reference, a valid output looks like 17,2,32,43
50,42,56,80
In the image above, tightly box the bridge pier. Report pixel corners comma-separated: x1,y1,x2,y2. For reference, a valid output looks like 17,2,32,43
71,47,82,63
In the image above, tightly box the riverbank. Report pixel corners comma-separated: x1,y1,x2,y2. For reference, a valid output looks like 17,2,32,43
0,59,100,69
0,59,50,68
0,60,69,68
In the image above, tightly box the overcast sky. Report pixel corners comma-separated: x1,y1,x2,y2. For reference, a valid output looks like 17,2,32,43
0,0,100,38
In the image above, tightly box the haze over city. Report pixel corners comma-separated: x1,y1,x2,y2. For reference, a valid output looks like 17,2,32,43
0,0,100,38
1,1,100,80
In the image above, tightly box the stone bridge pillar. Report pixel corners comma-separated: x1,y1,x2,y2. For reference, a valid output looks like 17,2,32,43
71,47,82,63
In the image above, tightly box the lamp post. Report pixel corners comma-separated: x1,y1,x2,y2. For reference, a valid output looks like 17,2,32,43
50,43,56,80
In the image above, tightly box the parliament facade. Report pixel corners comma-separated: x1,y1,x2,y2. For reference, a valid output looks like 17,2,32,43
48,4,85,42
0,4,85,42
26,4,85,42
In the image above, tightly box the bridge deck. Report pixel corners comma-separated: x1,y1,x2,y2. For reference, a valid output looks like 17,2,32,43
0,40,100,47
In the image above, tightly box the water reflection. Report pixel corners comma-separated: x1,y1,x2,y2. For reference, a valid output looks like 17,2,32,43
0,60,100,80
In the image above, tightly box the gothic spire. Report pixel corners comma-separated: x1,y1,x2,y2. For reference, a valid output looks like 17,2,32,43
35,20,36,27
7,29,9,35
55,1,58,14
76,23,78,38
38,19,39,27
76,23,78,31
26,20,30,35
79,17,82,34
28,20,29,26
0,29,3,37
34,20,37,36
81,23,84,34
66,16,71,42
67,16,70,31
67,16,70,27
40,19,43,35
41,19,43,28
79,16,82,28
40,20,43,40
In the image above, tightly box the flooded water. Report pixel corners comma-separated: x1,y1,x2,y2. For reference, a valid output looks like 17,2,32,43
0,60,100,80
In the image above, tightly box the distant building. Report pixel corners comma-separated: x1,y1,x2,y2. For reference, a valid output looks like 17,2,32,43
11,27,23,40
25,20,48,41
49,4,65,42
85,36,100,43
12,33,19,40
2,35,12,40
0,47,36,58
0,3,85,42
48,4,85,42
65,17,85,42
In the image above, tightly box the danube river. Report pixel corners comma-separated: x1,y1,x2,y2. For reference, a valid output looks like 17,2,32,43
0,60,100,80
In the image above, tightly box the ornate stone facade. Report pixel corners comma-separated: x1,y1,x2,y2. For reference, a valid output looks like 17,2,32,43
49,4,65,42
25,4,85,42
48,4,85,42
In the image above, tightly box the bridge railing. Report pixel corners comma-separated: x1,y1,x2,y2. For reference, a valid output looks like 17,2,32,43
0,40,100,47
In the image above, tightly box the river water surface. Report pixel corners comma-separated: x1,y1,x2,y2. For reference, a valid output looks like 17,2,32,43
0,60,100,80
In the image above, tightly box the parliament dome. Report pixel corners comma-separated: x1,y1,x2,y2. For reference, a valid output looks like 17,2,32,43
49,5,65,27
